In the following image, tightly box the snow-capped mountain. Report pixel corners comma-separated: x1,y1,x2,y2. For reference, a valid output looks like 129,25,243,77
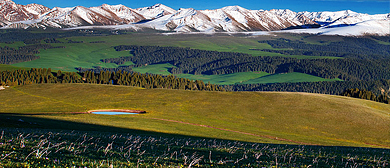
135,3,177,20
0,0,50,27
300,10,360,23
0,0,389,36
297,10,389,35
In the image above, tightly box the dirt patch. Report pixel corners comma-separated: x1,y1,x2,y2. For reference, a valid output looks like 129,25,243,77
0,86,9,90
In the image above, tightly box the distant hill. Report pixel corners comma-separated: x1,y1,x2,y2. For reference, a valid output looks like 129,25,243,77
1,83,389,148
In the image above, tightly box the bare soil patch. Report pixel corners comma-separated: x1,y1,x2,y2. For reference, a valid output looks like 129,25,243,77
88,109,146,114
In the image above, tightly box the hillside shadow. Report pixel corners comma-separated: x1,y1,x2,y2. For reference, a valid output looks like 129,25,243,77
325,23,357,29
0,113,231,141
1,113,389,151
283,24,321,30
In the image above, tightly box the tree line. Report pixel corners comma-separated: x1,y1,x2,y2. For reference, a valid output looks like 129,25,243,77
341,88,388,104
224,79,390,97
3,68,389,104
0,29,124,43
0,68,225,91
0,44,65,64
259,37,390,59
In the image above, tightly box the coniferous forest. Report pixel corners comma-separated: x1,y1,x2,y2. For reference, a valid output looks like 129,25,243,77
258,37,390,59
0,44,60,64
107,45,390,81
0,68,225,91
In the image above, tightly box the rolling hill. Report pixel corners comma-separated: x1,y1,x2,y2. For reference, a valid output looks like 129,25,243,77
1,83,389,148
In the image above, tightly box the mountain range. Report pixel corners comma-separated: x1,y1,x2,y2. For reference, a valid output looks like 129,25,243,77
0,0,389,36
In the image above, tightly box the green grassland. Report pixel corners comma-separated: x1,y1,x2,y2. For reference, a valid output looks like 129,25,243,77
131,63,340,85
8,33,341,72
132,63,173,75
12,41,132,71
241,72,342,84
133,63,271,85
0,64,29,71
176,71,270,85
1,83,389,148
0,33,342,86
0,33,380,86
0,41,25,48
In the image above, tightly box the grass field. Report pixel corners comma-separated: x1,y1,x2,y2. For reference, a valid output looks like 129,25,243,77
176,71,270,85
133,63,271,85
132,63,173,75
0,64,29,71
0,33,342,85
7,33,341,72
12,41,131,71
2,128,388,167
132,63,341,85
1,83,389,148
241,72,343,84
0,41,25,48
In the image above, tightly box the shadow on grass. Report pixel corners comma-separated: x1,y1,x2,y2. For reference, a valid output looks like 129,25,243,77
0,113,224,141
1,113,390,157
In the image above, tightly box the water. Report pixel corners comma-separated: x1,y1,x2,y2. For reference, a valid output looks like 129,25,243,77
91,112,139,115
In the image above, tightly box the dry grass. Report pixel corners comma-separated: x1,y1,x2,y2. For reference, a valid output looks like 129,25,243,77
1,83,389,148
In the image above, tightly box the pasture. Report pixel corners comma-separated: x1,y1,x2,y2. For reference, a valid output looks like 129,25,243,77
1,83,389,148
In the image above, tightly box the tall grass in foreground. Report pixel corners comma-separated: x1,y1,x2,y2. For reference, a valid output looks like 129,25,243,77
0,128,388,167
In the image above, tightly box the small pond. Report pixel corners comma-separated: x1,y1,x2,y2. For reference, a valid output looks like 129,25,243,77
91,112,140,115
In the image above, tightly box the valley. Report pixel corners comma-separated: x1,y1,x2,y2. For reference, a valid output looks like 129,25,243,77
2,83,390,148
0,0,389,166
0,83,389,167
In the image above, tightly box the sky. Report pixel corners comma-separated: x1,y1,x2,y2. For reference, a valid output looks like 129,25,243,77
14,0,390,14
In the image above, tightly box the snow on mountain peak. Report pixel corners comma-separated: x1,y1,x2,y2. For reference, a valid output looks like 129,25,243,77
0,0,15,4
301,10,360,23
151,3,163,8
174,8,197,18
136,3,176,19
0,0,388,36
222,5,247,12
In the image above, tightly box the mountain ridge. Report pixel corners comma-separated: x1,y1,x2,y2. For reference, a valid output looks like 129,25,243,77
0,0,389,36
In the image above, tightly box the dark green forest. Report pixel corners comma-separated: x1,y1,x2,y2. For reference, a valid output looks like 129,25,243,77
0,29,123,43
1,33,390,103
258,37,390,59
0,44,65,64
0,68,224,91
341,88,388,104
106,45,390,81
224,80,390,104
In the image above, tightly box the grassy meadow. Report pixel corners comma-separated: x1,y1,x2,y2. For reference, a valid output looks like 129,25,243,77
0,64,29,71
132,63,341,85
241,72,343,84
9,33,340,71
1,83,389,148
0,32,344,86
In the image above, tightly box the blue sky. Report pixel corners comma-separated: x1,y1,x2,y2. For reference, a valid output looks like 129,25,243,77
15,0,389,14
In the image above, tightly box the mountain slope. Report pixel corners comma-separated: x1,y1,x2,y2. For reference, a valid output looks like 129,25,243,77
0,0,50,27
0,0,388,35
286,11,390,36
1,83,390,148
135,3,177,19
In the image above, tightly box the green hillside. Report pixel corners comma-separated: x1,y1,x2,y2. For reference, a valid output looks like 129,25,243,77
9,33,339,72
0,64,29,71
241,72,343,84
131,63,340,85
1,83,389,148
